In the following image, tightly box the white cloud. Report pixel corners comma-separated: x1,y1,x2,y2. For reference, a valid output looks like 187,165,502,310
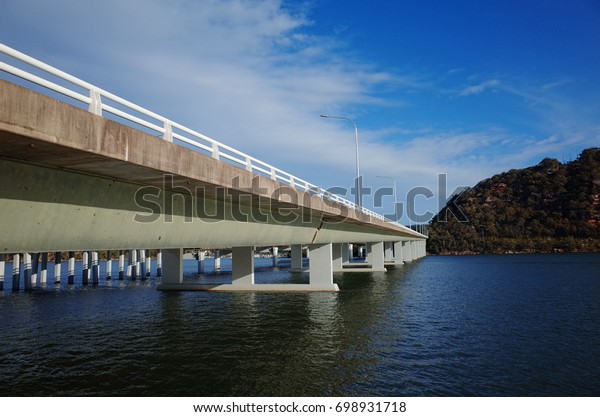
459,79,500,96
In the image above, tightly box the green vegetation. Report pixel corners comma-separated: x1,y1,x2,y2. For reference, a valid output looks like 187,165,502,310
427,148,600,254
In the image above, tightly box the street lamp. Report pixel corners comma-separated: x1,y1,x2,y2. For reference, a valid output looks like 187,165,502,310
377,175,397,222
320,114,361,207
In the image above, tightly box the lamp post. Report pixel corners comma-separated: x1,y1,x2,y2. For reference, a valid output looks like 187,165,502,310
377,175,397,222
320,114,361,207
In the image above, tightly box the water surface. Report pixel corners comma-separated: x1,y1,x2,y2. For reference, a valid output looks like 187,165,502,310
1,253,599,396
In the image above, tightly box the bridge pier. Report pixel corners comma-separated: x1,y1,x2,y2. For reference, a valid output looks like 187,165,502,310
290,244,305,272
384,242,394,263
68,252,75,284
156,250,162,277
402,241,413,263
40,252,48,285
92,252,99,285
12,254,20,291
332,243,343,272
31,253,39,287
146,250,151,277
272,246,279,267
82,252,89,285
307,243,338,291
231,246,255,289
0,254,4,291
160,248,184,285
196,250,205,274
106,251,112,280
337,242,386,273
139,249,146,279
119,251,125,280
393,241,404,265
342,243,350,264
54,252,62,284
214,250,221,271
130,250,138,280
157,244,338,292
368,242,386,271
23,253,32,290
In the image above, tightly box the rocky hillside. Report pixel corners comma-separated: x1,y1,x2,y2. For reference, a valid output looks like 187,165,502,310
427,148,600,254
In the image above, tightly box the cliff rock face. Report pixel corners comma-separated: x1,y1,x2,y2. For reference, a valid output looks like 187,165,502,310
428,148,600,254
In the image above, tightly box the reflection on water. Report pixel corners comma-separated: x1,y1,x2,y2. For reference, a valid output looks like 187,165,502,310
1,254,599,396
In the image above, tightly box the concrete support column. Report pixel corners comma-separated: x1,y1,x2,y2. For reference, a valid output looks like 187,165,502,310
384,242,394,262
91,251,99,285
402,241,413,262
68,252,75,284
139,249,146,279
332,243,343,271
411,240,417,260
146,250,151,277
231,246,254,288
54,252,62,284
348,243,354,260
196,250,205,274
31,253,39,287
341,243,350,264
308,243,337,290
291,244,303,271
40,252,48,285
106,251,112,280
23,253,32,290
0,254,4,291
156,250,162,276
272,246,279,267
161,248,183,285
131,249,138,280
134,249,140,278
393,241,404,265
82,251,89,285
367,242,385,271
140,249,148,279
214,250,221,270
119,250,125,280
12,253,20,291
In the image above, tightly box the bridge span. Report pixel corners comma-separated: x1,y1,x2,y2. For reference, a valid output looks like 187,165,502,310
0,44,426,292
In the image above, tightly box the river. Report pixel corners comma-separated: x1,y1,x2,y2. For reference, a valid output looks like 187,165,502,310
0,253,599,396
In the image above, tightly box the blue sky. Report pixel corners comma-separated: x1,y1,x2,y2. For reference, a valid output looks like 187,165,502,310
2,0,599,222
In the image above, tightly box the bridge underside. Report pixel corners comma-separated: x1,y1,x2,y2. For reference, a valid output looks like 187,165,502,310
0,159,414,253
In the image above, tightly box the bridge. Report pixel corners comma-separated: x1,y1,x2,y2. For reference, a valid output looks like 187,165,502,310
0,44,426,292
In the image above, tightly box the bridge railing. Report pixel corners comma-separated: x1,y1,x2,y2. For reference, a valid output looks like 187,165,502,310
1,44,393,224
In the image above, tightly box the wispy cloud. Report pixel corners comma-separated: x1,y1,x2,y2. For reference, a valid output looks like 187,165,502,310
459,79,500,96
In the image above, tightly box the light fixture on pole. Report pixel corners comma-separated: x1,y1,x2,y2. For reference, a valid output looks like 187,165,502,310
320,114,361,207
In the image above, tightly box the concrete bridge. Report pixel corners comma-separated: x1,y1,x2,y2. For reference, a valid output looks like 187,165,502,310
0,44,426,292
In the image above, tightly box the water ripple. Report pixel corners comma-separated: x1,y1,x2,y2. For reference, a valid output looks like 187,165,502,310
1,254,599,396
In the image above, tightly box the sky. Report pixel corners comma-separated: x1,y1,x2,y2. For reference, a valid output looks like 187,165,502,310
2,0,599,223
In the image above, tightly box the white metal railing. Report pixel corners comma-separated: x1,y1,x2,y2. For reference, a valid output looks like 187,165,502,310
0,44,398,224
